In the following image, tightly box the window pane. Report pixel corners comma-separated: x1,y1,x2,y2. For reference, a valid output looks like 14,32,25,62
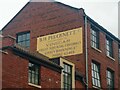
67,75,71,85
28,72,31,83
96,65,99,72
64,64,67,72
97,73,100,79
32,73,35,84
92,78,95,85
35,74,38,85
26,33,30,40
93,64,96,70
26,40,30,47
63,74,67,83
18,35,22,42
67,66,71,73
95,79,97,86
92,71,94,77
22,41,26,47
64,84,67,89
98,81,100,87
22,34,26,40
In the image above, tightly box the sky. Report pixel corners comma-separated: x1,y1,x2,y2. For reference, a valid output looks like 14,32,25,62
0,0,119,37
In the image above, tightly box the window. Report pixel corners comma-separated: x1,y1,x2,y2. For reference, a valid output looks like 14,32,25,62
106,37,113,58
90,27,99,49
63,63,72,89
17,32,30,48
107,69,114,89
118,45,120,64
60,58,75,89
92,62,101,88
28,62,40,85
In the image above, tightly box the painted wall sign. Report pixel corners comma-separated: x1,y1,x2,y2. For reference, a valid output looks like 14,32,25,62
37,27,83,58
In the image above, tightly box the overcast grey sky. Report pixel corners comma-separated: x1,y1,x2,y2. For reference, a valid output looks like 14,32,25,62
0,0,119,37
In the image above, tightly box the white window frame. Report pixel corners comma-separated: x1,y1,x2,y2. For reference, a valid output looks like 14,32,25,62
90,27,99,49
91,62,101,88
60,57,75,89
106,37,113,58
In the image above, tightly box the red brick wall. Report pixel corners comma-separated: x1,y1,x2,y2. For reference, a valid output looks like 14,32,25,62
87,22,119,88
41,66,61,88
2,37,15,47
2,2,119,89
2,50,28,88
2,2,86,88
118,64,120,90
2,49,61,88
75,81,84,88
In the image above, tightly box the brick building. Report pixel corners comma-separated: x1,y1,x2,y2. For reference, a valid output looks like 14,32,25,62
1,1,120,89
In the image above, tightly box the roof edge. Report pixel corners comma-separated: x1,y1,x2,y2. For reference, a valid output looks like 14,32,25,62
1,1,84,32
55,1,81,10
1,45,62,73
1,2,30,31
87,15,120,43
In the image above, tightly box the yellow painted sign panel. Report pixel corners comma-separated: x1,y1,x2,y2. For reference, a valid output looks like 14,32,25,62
37,27,83,58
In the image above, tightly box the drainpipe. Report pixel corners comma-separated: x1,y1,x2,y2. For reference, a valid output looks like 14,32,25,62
85,14,88,90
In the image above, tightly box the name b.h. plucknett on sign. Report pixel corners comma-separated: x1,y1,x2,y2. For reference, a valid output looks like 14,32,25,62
37,27,83,58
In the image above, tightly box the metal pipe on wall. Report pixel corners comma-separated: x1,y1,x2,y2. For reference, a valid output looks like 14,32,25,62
85,15,88,90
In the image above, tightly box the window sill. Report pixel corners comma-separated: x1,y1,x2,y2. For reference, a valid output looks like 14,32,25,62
106,55,115,61
28,83,41,88
91,46,102,53
93,86,102,90
0,50,8,54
